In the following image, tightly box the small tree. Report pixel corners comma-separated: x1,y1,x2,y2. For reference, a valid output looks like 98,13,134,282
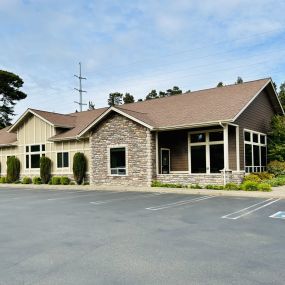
217,82,224,87
73,152,87,185
268,115,285,161
123,93,135,104
145,90,158,100
235,76,243,84
6,156,20,183
108,92,123,106
40,156,51,184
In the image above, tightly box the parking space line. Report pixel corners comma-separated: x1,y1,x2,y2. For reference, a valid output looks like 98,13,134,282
222,198,281,220
90,193,161,205
145,195,214,211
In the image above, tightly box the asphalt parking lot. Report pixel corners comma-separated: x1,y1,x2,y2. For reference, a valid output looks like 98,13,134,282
0,188,284,285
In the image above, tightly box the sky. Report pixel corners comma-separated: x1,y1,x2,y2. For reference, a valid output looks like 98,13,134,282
1,0,285,120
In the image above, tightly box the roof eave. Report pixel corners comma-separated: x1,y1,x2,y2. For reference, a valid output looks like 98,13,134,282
152,120,233,131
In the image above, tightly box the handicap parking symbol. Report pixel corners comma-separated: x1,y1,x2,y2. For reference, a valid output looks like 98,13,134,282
270,211,285,220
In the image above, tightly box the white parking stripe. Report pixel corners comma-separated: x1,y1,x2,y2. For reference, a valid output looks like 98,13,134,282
90,193,161,205
145,195,214,211
222,198,281,220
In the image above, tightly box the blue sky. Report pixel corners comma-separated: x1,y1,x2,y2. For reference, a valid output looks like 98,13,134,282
1,0,285,119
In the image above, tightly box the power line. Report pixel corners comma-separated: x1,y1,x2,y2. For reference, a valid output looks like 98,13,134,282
74,62,87,112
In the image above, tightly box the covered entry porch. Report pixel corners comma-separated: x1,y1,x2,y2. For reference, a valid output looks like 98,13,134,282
154,124,244,185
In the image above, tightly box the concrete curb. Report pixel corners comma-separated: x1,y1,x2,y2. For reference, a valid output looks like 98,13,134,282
0,184,284,199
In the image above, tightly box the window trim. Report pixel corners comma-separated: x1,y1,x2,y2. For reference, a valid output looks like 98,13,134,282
243,129,267,173
25,144,46,170
188,129,224,174
56,152,69,169
107,145,128,176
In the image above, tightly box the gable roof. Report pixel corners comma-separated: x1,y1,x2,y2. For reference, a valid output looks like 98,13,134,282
4,77,283,143
79,78,283,134
0,127,17,146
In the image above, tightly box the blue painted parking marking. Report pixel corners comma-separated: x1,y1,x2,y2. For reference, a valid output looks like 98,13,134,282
270,211,285,220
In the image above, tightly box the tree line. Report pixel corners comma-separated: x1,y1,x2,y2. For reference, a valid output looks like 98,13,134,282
1,70,285,129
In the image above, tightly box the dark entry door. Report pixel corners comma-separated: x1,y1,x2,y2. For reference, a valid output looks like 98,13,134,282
161,149,170,174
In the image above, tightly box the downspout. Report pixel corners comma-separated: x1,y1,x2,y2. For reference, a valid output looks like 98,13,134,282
219,122,227,186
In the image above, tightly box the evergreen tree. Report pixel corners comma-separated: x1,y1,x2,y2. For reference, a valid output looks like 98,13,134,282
123,93,135,104
145,90,158,100
108,92,123,106
0,70,27,128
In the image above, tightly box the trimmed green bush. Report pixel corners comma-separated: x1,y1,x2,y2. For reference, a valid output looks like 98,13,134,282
60,176,70,185
240,181,259,191
6,156,20,183
243,173,261,183
69,181,76,185
252,172,274,180
205,184,224,190
0,177,7,183
51,176,61,185
257,183,272,192
73,152,87,185
22,177,32,184
189,184,203,189
151,180,185,188
32,176,42,185
267,160,285,176
224,182,240,190
264,176,285,187
40,156,51,184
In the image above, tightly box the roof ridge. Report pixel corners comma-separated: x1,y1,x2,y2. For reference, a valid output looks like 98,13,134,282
119,77,271,106
30,108,76,117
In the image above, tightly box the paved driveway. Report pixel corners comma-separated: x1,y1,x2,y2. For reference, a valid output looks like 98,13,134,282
0,188,284,285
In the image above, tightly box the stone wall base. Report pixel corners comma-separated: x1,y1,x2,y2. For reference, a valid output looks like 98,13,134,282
156,172,245,186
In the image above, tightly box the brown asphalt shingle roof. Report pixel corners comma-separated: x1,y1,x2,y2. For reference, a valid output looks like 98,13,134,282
117,78,272,129
2,78,279,144
0,127,17,146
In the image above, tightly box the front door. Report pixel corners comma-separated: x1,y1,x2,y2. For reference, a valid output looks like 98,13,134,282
161,149,170,174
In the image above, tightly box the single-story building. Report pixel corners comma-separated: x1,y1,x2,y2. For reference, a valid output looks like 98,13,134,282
0,78,283,186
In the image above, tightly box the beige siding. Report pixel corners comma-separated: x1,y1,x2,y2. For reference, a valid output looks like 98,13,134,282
0,114,90,177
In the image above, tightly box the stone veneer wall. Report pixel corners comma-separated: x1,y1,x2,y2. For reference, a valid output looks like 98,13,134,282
156,172,245,186
90,113,156,186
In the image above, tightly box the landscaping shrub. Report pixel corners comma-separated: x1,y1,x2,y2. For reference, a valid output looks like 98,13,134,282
0,177,7,183
257,183,272,192
240,181,259,191
205,184,224,190
252,172,274,180
151,180,185,188
32,176,42,185
224,182,240,190
60,176,70,185
22,177,32,184
40,156,51,184
267,160,285,176
69,181,76,185
51,176,61,185
243,173,261,183
188,184,203,189
6,156,20,183
264,176,285,187
73,152,87,185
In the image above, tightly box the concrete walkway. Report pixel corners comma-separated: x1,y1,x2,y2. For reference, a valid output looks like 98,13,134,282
0,183,284,199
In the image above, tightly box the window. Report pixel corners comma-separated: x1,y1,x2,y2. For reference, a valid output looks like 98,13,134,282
244,130,267,173
57,152,69,168
25,144,45,169
189,130,224,174
110,147,126,175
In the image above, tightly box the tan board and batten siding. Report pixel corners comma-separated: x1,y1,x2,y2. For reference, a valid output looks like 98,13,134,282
235,89,276,170
0,114,90,176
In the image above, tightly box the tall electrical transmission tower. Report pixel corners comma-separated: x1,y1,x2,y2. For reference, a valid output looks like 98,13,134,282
74,62,87,112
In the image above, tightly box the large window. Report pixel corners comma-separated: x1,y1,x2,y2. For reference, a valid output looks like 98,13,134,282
244,130,266,173
190,130,224,173
109,147,127,175
57,152,69,168
25,144,45,169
